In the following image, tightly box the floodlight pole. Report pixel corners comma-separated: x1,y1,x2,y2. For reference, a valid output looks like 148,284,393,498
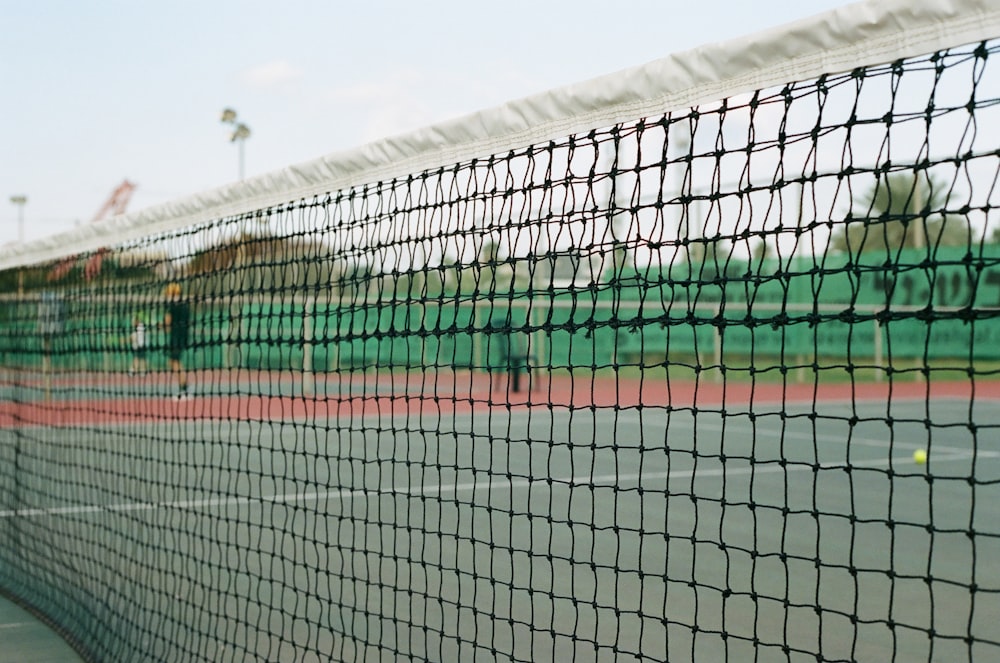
238,136,246,182
221,108,251,181
9,195,26,244
9,195,27,296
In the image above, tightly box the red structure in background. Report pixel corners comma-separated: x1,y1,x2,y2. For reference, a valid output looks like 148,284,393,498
49,180,136,281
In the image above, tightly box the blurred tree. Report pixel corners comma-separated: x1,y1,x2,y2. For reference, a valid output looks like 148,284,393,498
605,237,633,285
828,172,969,254
751,236,775,264
477,239,501,295
187,232,337,298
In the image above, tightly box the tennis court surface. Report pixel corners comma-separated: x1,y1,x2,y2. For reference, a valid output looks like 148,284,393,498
3,0,1000,661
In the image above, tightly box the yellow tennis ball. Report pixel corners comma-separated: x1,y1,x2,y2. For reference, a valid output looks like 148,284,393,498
913,449,927,465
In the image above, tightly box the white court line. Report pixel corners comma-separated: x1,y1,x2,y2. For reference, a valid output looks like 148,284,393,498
1,449,996,520
661,417,975,455
0,622,29,630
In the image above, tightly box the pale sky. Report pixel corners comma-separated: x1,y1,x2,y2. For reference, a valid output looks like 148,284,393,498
1,0,859,248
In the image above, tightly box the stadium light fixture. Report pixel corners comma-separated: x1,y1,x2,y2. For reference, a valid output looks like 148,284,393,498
220,109,251,181
9,195,27,244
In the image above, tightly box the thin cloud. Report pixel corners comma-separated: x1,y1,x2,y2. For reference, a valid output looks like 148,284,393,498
241,60,303,88
330,80,394,104
323,67,546,142
326,68,425,104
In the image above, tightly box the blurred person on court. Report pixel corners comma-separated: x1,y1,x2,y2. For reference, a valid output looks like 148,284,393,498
163,283,191,399
129,312,147,375
491,314,529,394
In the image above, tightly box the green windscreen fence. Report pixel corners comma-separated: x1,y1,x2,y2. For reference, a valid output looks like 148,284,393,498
5,245,997,375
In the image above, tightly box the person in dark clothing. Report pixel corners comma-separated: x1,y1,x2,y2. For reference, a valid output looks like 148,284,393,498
164,282,191,399
492,317,528,394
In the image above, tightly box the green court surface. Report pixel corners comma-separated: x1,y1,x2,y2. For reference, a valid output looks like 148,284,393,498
0,593,84,663
2,398,997,662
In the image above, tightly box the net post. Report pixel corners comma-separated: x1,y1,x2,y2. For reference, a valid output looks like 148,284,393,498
713,301,723,384
225,301,240,370
330,303,340,373
539,298,547,387
529,297,541,392
42,338,51,402
302,296,314,397
474,299,484,375
873,316,884,382
417,300,426,368
795,313,807,384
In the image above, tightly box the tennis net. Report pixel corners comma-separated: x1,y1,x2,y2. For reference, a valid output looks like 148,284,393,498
2,1,1000,661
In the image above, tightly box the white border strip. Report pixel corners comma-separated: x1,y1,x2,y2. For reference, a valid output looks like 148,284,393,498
2,449,995,519
2,0,998,271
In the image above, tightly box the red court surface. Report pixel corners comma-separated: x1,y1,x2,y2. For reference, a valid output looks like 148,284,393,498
2,370,999,427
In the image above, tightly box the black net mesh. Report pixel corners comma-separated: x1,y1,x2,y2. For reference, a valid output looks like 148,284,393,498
1,39,999,662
